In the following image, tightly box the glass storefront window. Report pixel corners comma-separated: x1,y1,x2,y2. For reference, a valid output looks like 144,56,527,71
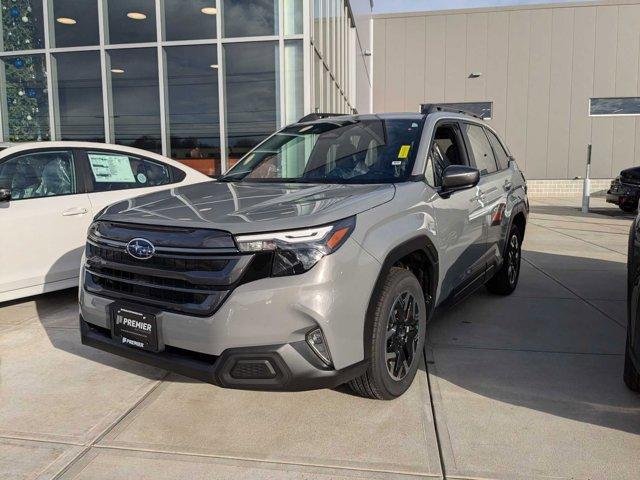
106,0,156,44
284,40,303,124
284,0,303,35
0,0,356,171
53,51,104,142
52,0,99,48
223,0,278,38
224,41,278,165
107,48,161,153
0,54,49,141
1,0,45,52
163,0,216,42
166,45,220,176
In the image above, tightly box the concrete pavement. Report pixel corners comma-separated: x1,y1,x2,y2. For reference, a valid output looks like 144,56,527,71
1,197,639,479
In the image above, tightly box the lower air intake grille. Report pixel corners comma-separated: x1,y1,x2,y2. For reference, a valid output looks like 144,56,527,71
230,360,277,379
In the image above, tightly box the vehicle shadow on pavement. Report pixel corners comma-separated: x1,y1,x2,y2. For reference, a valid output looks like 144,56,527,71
10,247,181,381
425,250,640,436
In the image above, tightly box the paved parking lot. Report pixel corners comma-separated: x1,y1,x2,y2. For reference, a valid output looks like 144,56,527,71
1,197,640,480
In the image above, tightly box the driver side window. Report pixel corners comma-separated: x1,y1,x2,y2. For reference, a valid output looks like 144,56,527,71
425,123,466,187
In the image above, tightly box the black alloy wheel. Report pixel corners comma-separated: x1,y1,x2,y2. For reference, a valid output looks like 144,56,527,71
487,224,522,295
386,291,420,381
507,233,520,288
348,267,427,399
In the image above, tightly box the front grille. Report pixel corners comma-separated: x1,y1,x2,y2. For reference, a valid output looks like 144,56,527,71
84,222,266,316
621,174,640,186
86,243,230,272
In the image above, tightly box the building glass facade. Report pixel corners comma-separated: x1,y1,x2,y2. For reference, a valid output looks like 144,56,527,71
0,0,360,175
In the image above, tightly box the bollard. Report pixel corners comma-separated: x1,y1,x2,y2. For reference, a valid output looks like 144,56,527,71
582,144,592,214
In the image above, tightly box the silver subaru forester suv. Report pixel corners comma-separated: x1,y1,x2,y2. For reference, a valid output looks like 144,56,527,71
80,107,528,399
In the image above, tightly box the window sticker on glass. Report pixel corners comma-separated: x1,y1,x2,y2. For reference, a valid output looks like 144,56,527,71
88,153,135,183
398,145,411,159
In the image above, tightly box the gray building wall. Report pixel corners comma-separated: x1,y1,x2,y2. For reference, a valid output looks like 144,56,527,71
372,0,640,180
350,0,374,114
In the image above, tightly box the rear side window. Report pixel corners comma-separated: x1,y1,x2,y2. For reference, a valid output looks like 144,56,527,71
485,129,510,170
0,150,77,200
463,124,498,175
86,151,173,192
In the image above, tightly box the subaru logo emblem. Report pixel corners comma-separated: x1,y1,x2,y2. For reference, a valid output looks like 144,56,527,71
126,238,155,260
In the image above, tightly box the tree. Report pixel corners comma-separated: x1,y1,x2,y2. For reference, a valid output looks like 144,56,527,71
1,0,47,141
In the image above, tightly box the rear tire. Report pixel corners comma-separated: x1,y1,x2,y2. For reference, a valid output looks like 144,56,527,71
486,224,522,295
349,267,427,400
624,336,640,392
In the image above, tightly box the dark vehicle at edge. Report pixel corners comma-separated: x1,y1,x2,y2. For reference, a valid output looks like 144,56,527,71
625,215,640,391
607,167,640,213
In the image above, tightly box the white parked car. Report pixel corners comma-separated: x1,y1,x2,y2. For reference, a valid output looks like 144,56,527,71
0,142,211,302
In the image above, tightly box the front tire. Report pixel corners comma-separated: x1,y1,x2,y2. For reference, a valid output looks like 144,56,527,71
349,267,427,400
624,336,640,392
487,224,522,295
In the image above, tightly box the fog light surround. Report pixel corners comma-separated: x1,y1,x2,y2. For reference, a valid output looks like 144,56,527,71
306,328,332,366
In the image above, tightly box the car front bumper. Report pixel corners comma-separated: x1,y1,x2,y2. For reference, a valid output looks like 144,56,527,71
79,237,381,390
80,316,367,390
607,183,640,206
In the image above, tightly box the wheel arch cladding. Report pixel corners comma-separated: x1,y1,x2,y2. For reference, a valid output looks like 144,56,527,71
363,236,439,360
512,209,527,237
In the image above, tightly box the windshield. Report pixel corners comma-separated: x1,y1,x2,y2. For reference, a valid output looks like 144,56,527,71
220,117,424,184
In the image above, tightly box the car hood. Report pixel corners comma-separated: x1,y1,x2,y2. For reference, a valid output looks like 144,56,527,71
98,181,396,234
621,167,640,185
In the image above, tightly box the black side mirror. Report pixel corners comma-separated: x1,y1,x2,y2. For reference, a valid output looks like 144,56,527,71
0,188,11,202
441,165,480,193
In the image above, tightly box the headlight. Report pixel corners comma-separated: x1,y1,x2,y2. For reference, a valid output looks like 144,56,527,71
234,216,356,277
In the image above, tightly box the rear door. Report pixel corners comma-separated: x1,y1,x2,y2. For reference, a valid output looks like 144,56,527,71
0,149,92,296
77,149,185,214
484,127,519,267
461,122,511,275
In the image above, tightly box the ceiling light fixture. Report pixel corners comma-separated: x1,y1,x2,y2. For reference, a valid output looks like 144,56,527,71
127,12,147,20
56,17,76,25
201,7,218,15
111,68,125,74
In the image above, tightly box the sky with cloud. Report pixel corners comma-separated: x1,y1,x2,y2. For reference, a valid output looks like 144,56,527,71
373,0,592,13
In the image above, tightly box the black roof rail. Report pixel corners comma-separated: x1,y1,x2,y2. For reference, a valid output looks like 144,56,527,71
420,103,483,120
297,112,350,122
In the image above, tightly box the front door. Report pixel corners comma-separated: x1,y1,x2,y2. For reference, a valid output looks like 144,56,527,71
426,122,487,302
0,149,92,297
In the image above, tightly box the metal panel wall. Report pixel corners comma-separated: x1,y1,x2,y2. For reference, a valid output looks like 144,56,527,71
372,0,640,180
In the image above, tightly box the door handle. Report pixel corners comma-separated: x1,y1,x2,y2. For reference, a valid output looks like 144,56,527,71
503,180,513,191
62,207,88,216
